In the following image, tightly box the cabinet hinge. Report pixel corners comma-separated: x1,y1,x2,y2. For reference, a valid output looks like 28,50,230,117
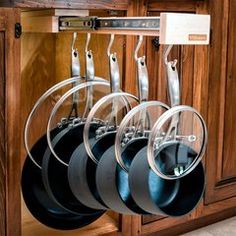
15,23,22,38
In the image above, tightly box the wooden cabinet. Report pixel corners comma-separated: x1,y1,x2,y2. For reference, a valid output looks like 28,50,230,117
0,1,235,236
0,8,21,236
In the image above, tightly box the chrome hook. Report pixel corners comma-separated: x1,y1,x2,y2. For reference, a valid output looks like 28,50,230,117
85,33,91,53
163,44,177,66
134,35,143,61
72,32,77,52
107,34,115,57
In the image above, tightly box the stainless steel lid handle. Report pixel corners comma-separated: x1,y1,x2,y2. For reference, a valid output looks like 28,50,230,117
69,32,80,118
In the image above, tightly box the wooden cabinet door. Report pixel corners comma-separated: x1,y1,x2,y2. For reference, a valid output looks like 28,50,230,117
205,0,236,204
0,8,21,236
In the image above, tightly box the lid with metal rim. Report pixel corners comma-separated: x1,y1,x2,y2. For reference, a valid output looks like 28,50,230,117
46,80,110,166
115,101,170,172
147,105,208,180
24,76,85,169
83,92,139,163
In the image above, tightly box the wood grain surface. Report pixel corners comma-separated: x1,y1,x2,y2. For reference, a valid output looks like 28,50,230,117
22,199,119,236
222,0,236,179
0,0,130,10
205,0,236,204
0,8,21,236
0,28,6,236
147,0,197,12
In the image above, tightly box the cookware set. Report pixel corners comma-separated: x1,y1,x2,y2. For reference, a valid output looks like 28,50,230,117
22,32,208,230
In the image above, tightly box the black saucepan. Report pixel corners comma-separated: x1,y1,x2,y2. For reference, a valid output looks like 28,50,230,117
128,141,205,216
41,122,106,215
67,131,117,210
21,128,103,230
95,137,149,214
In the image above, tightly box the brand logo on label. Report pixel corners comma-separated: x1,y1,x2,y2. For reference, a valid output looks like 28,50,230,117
188,34,207,41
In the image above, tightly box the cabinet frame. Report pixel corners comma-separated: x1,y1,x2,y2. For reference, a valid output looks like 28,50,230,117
0,7,21,236
0,0,236,236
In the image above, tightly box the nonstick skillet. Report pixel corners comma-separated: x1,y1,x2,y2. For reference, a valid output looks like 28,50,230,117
44,80,110,214
21,128,104,230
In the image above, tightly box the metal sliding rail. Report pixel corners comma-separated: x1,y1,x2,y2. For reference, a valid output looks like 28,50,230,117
59,16,161,36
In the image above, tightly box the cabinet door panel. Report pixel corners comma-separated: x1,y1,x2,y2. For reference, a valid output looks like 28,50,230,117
205,0,236,204
222,0,236,179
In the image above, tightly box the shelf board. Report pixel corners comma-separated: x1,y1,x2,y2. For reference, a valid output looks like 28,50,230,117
21,9,89,33
22,200,119,236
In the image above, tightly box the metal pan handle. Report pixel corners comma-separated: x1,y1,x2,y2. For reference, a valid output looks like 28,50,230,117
71,32,80,107
162,45,180,142
83,33,95,117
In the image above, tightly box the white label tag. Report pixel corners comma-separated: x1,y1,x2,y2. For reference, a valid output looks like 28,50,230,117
160,13,210,45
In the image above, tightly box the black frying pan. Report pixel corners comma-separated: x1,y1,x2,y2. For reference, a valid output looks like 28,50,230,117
21,129,103,230
129,142,205,216
41,122,106,215
95,137,149,214
67,131,117,210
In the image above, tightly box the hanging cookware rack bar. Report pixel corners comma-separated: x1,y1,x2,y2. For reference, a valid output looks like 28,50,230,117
58,13,210,45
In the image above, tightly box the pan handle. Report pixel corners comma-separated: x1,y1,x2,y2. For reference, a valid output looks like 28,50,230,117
68,32,81,118
83,33,95,117
134,35,149,103
108,34,121,127
161,45,180,142
134,36,150,134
